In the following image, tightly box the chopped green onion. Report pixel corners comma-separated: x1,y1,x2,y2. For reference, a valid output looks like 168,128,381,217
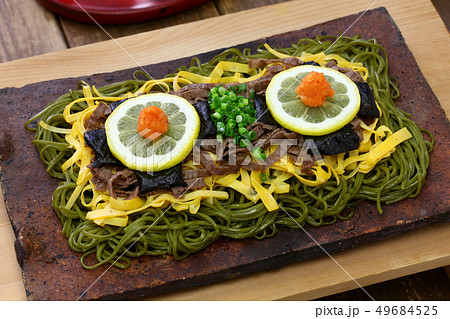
217,122,225,133
227,120,236,128
260,172,268,182
240,138,251,148
208,84,257,144
238,127,248,136
252,148,266,161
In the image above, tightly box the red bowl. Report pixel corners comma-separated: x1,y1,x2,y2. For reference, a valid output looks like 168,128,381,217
37,0,211,24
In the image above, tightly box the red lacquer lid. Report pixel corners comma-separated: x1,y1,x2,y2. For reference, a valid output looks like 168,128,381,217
37,0,211,24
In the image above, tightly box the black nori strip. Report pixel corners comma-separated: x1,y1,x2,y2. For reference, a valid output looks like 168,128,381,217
254,94,281,127
84,129,122,167
134,163,187,194
307,124,360,155
355,82,380,119
193,100,217,139
303,61,320,66
110,98,129,111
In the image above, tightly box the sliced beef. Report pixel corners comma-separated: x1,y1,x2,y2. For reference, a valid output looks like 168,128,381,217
90,165,139,199
300,155,315,175
200,152,243,176
250,123,299,151
171,178,207,198
248,57,304,69
248,121,279,140
325,60,365,83
244,74,273,96
107,169,139,199
84,102,112,131
223,76,274,97
90,165,112,191
240,150,281,171
84,129,122,167
350,117,363,142
182,168,211,180
265,64,286,75
171,83,217,104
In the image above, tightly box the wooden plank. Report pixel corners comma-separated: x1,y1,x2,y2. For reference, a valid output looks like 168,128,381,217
321,268,450,300
147,223,450,300
214,0,288,14
359,268,450,300
59,2,219,47
0,0,449,300
0,222,27,300
0,0,67,63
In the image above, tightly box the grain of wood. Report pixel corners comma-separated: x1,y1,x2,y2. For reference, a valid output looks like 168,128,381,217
358,268,450,300
0,0,67,63
320,268,450,300
147,223,449,300
0,222,27,300
214,0,289,14
59,2,219,47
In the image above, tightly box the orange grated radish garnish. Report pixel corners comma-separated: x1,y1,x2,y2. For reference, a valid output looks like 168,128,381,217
295,71,335,107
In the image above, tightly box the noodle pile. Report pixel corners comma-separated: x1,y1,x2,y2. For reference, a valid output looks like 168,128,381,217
25,35,433,269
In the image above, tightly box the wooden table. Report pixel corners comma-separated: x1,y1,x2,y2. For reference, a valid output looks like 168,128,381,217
0,0,449,300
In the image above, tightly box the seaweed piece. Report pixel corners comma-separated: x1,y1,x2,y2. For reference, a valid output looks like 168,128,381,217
83,129,122,167
110,98,129,111
193,100,217,139
307,124,360,155
254,94,281,127
134,163,187,194
303,61,320,66
355,82,380,119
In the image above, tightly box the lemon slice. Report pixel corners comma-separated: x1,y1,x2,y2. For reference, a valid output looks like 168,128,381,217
266,65,360,136
105,93,200,172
